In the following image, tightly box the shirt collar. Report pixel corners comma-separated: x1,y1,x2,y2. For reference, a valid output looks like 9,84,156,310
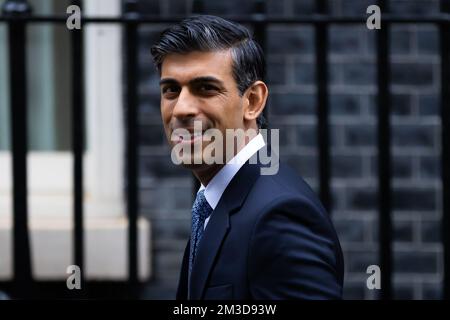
198,132,265,209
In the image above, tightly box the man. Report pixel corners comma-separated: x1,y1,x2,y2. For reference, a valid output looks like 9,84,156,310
151,15,344,300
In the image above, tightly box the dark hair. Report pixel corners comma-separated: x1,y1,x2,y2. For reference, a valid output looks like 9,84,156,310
150,15,267,128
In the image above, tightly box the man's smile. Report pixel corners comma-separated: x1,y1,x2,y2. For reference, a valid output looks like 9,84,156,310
175,131,205,145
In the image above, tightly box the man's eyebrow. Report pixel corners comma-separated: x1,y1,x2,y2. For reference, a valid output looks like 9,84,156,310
189,76,224,86
159,76,224,86
159,78,178,86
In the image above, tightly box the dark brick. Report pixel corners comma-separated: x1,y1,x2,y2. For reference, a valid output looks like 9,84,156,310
417,27,439,54
140,182,192,214
153,238,188,252
365,94,377,116
138,65,160,93
347,249,378,273
293,61,315,85
267,26,314,54
392,125,437,149
292,0,315,15
418,94,439,116
331,154,363,178
392,94,413,116
371,155,413,179
341,62,376,85
329,94,363,116
344,123,376,146
390,27,413,55
393,219,414,242
329,63,342,85
296,123,316,147
331,185,347,211
362,29,376,54
329,125,343,147
365,30,378,55
392,155,414,179
266,0,286,17
268,93,315,116
391,63,434,86
139,92,162,117
270,123,296,148
151,218,190,242
333,0,375,16
333,218,366,242
422,282,442,299
368,217,379,243
140,187,160,212
139,154,191,179
140,123,166,147
389,0,440,16
138,1,161,14
394,250,438,273
348,187,378,210
202,0,255,15
153,250,184,280
419,155,441,179
139,26,167,51
421,219,441,243
329,25,363,55
393,187,437,211
266,58,287,86
284,153,318,179
166,0,189,15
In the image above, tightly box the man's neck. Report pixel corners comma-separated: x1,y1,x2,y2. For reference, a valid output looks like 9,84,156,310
193,163,225,187
193,129,261,187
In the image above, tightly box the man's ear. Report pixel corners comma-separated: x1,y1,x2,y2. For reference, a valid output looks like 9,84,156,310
243,80,269,124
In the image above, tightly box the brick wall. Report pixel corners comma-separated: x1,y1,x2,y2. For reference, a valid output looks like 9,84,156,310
135,0,444,299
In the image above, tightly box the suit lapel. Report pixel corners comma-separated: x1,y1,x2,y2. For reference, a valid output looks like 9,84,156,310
189,158,264,299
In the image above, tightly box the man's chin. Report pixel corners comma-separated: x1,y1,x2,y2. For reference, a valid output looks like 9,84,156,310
176,155,225,169
178,158,212,168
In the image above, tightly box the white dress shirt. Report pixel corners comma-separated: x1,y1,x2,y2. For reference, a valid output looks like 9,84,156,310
197,133,266,229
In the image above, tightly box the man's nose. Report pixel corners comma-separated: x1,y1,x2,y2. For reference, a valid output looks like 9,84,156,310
172,87,199,119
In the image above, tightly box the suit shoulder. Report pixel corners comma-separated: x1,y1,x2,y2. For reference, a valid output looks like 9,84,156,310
248,162,327,216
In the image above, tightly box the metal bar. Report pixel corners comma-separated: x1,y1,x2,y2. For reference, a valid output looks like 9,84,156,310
2,14,450,24
253,0,268,130
70,0,84,292
124,0,139,287
376,0,393,300
315,0,331,213
191,0,203,198
440,0,450,300
2,0,32,297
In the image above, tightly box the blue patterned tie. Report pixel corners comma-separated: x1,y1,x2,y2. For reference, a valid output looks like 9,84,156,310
188,189,213,289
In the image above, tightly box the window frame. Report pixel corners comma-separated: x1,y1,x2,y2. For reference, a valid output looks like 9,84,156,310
0,0,124,219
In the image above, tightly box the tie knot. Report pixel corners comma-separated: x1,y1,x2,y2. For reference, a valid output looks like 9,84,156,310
192,189,213,220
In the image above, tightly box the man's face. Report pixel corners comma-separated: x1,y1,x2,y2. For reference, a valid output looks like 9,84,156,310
159,50,247,168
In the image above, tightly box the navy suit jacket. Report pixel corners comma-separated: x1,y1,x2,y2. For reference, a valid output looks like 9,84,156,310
176,145,344,300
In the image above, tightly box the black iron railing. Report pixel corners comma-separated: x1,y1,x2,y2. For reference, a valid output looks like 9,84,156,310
0,0,449,300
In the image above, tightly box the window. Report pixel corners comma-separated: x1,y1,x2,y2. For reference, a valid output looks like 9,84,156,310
0,0,150,281
0,0,124,217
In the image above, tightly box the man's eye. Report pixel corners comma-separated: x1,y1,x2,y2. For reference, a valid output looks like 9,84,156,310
199,84,218,92
162,86,180,95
